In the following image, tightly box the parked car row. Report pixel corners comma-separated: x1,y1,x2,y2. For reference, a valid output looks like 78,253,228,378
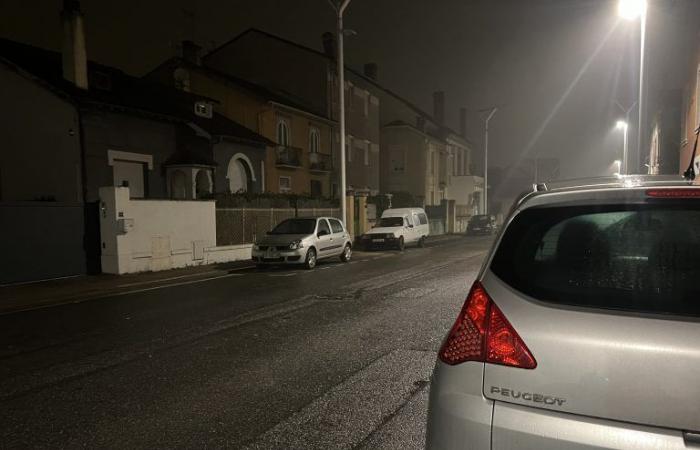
251,207,495,270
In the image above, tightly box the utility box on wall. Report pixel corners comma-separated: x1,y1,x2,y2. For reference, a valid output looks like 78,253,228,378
117,218,134,234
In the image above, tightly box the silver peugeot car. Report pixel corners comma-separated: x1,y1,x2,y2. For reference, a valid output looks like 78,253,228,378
427,176,700,449
252,217,352,269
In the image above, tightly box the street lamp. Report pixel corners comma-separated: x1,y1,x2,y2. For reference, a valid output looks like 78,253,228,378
618,0,647,174
328,0,352,227
481,107,498,215
616,119,629,175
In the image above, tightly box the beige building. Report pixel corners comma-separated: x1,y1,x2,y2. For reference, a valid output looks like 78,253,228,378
147,53,335,197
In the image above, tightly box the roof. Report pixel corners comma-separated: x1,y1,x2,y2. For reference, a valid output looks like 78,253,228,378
383,120,446,143
0,38,271,147
146,58,332,121
205,28,472,146
513,175,698,211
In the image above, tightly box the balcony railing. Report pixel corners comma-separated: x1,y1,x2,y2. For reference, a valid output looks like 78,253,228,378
309,152,332,172
275,146,303,168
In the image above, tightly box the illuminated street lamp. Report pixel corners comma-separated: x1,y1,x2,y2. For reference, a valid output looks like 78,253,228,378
618,0,647,20
616,119,629,175
613,159,622,176
618,0,647,174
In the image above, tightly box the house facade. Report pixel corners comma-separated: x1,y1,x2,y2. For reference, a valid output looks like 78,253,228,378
147,56,335,197
199,29,381,196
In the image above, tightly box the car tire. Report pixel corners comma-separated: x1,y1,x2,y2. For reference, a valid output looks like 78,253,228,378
397,236,405,251
304,247,317,270
418,236,426,248
340,244,352,262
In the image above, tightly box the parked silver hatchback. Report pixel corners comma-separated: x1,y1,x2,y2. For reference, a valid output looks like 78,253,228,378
252,217,352,269
427,176,700,450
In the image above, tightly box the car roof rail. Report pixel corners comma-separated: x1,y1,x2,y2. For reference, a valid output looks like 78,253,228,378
533,182,548,192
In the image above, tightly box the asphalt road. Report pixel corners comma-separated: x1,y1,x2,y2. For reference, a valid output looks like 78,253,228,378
0,236,493,449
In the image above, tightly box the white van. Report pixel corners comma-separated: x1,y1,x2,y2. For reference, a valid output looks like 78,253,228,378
360,207,430,250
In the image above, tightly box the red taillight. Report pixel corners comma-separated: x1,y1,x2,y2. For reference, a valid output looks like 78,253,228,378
438,282,537,369
646,188,700,198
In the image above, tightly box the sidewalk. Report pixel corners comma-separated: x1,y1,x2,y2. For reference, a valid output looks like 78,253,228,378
0,259,255,315
0,233,468,315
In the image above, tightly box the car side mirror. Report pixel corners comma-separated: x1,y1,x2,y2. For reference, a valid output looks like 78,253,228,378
317,230,329,237
408,224,414,228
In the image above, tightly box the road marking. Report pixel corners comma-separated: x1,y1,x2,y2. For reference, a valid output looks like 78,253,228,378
117,270,222,287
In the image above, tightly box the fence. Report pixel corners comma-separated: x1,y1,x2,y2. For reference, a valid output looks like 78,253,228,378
216,208,342,245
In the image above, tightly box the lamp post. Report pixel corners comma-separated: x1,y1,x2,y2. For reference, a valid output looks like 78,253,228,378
328,0,352,227
482,107,498,215
618,0,647,174
616,120,629,175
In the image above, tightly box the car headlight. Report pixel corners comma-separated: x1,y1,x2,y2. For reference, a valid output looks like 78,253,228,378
288,239,304,250
386,233,395,239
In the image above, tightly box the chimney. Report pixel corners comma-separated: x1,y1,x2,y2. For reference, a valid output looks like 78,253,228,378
416,116,426,131
433,91,445,125
363,63,378,80
459,107,467,138
322,32,336,59
61,0,88,89
181,40,202,65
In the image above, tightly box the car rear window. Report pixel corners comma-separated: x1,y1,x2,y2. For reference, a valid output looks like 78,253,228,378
491,203,700,317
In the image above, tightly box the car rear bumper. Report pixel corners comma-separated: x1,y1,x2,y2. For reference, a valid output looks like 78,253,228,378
491,401,686,450
426,361,493,450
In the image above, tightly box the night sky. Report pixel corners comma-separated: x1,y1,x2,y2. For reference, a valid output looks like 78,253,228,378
3,0,698,179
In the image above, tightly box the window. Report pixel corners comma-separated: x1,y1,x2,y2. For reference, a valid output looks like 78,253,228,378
309,127,320,153
418,213,428,225
270,219,316,235
362,91,369,117
317,219,331,235
491,204,700,317
364,144,369,166
279,176,291,193
310,179,322,197
390,146,405,172
277,119,290,146
412,213,421,226
329,219,344,234
429,151,435,175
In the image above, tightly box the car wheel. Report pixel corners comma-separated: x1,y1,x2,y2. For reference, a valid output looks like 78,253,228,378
340,244,352,262
397,236,405,251
418,236,426,248
304,248,317,270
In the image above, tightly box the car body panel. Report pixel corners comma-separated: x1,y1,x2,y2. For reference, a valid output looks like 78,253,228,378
492,401,685,450
481,271,700,431
426,361,493,450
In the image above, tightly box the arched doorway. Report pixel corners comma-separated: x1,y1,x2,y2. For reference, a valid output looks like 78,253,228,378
227,154,255,193
195,169,212,199
170,170,187,199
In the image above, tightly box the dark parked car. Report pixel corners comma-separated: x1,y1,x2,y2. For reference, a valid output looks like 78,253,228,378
466,214,497,235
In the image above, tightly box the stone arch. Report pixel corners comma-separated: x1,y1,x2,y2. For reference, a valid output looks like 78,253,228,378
195,169,212,199
227,153,256,193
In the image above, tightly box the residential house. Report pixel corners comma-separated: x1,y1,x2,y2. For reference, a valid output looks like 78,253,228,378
0,3,270,283
147,46,335,197
196,29,381,197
